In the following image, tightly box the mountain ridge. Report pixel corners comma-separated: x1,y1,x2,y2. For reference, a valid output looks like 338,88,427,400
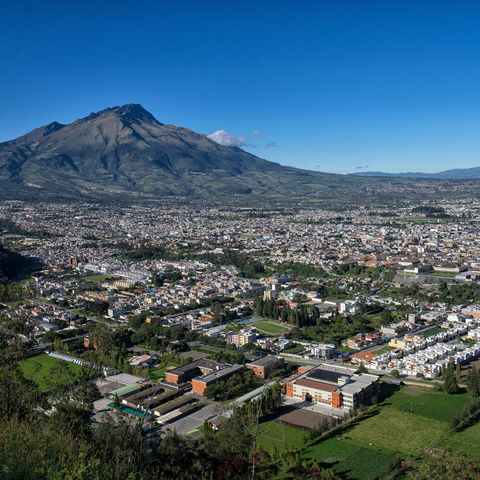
353,166,480,179
0,103,470,203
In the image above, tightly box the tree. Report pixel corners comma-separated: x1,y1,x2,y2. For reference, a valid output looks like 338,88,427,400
391,369,400,378
443,361,459,394
466,366,480,398
357,362,368,374
407,449,480,480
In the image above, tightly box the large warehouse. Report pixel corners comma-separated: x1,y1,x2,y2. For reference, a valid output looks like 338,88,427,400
285,364,379,410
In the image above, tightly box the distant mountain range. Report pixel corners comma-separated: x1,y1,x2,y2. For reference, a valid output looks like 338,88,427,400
353,167,480,179
0,104,474,202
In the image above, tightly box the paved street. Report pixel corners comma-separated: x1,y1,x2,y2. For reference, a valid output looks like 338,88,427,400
160,403,219,435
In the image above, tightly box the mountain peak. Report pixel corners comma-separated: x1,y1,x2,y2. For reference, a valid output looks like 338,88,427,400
85,103,162,125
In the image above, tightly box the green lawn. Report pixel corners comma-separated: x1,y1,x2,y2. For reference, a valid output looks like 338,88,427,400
82,274,111,283
19,354,85,391
342,386,470,455
346,406,447,455
254,322,287,334
256,420,308,451
149,361,180,381
422,327,447,338
304,438,396,480
393,388,469,423
430,271,457,277
372,345,395,354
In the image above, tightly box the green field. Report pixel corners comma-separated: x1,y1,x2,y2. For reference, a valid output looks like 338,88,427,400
301,385,474,479
254,322,287,334
19,354,85,391
304,438,396,480
342,386,470,455
256,420,308,451
148,360,180,380
430,271,457,277
422,327,447,338
372,345,395,354
440,421,480,457
81,274,111,283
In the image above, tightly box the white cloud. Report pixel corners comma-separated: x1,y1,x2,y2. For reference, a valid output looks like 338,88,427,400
207,130,248,147
208,129,273,148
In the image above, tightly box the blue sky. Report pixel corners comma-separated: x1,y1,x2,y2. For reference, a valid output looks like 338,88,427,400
1,1,479,173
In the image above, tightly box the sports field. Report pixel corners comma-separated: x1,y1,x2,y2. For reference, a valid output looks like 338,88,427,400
19,354,85,391
256,420,308,451
253,322,286,334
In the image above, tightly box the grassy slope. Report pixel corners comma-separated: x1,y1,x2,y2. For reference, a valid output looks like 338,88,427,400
301,385,474,479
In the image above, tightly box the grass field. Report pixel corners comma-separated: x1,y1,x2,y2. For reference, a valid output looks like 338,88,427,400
254,322,287,334
19,354,85,391
81,274,111,283
304,438,396,480
422,327,447,338
148,360,180,380
301,385,474,479
342,386,470,455
256,420,309,451
372,345,395,354
440,421,480,457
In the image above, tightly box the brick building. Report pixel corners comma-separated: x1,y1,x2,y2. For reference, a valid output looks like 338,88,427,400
285,364,379,410
246,355,284,379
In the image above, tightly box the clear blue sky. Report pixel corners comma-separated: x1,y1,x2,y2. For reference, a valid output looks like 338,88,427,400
1,1,480,173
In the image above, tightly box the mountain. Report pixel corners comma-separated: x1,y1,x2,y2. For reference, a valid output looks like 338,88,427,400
0,103,468,203
354,166,480,179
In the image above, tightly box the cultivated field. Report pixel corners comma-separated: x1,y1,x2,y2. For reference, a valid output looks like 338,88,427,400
304,438,395,480
300,384,475,479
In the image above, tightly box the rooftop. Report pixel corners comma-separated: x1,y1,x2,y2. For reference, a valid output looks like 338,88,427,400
295,378,337,392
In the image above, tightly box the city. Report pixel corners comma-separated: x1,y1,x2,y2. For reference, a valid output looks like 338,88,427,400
2,196,480,478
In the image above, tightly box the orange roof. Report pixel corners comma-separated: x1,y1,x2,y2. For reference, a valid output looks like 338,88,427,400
352,351,378,361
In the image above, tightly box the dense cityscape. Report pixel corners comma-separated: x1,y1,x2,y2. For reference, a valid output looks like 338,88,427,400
2,197,480,478
3,2,480,479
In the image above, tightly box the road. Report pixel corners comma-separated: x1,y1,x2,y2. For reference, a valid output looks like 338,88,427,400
282,355,321,366
229,380,278,407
